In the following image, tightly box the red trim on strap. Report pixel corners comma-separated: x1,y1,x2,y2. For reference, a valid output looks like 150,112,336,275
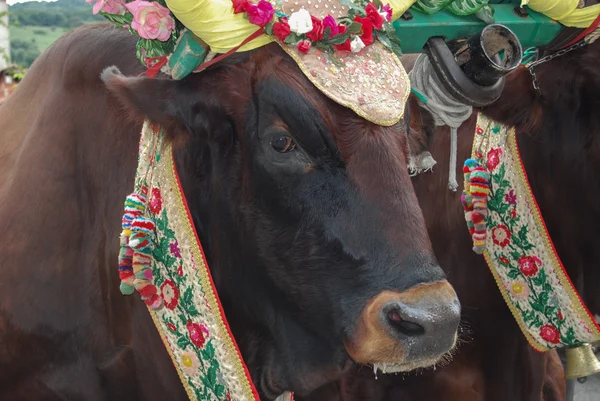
562,12,600,49
193,28,265,73
141,56,169,78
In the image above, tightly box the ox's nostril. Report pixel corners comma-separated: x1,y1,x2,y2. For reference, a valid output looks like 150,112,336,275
386,309,425,337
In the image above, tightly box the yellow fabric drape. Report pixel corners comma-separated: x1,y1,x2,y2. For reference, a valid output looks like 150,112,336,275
165,0,418,53
521,0,600,28
389,0,419,20
165,0,274,53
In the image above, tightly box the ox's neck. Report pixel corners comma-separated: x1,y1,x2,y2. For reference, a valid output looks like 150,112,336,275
481,43,600,313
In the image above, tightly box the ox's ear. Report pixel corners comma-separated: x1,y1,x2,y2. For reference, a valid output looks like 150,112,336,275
101,66,223,139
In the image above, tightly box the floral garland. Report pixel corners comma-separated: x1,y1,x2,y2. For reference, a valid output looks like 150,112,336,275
89,0,403,68
88,0,182,67
463,113,600,351
233,0,403,56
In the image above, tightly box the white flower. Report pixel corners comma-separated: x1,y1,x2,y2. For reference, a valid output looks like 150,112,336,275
288,9,313,35
350,36,365,53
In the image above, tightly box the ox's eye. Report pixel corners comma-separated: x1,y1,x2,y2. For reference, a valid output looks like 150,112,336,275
270,135,297,153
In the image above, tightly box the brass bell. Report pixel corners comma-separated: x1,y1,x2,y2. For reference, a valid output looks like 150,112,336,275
564,343,600,380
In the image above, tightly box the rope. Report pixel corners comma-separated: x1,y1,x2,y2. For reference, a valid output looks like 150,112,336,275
409,54,473,191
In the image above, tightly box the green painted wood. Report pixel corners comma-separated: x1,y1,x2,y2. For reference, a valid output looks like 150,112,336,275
394,4,563,54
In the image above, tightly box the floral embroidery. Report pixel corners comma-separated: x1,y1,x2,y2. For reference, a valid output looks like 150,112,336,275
187,321,208,348
486,147,503,171
149,187,163,215
124,121,261,400
540,324,561,344
518,256,541,277
182,351,201,376
510,280,530,300
161,279,180,310
469,114,600,351
491,225,511,248
504,189,516,205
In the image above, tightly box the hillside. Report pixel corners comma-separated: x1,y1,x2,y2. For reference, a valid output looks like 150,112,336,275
9,0,102,67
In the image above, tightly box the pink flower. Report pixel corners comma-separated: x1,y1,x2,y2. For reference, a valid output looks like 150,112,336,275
181,351,200,376
125,1,175,42
381,4,393,21
170,241,181,258
518,255,542,277
487,148,503,171
505,189,516,205
492,224,511,248
187,322,209,348
246,0,275,27
509,280,530,300
322,15,339,37
87,0,127,15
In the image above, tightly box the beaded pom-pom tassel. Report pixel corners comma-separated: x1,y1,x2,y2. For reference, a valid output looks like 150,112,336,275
118,193,147,295
117,192,162,309
462,159,490,254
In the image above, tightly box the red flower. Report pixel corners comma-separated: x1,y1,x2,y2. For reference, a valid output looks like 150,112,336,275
334,25,351,52
306,16,324,42
487,148,503,171
353,16,374,46
167,322,177,332
492,224,511,248
272,21,291,41
149,187,163,215
297,40,311,54
232,0,249,14
177,264,184,277
540,324,561,344
187,321,208,348
510,209,517,219
160,279,179,310
476,126,484,135
518,255,542,277
499,257,510,265
558,310,564,321
365,3,385,29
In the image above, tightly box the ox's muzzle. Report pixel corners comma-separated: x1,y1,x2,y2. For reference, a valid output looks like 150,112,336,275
344,280,460,373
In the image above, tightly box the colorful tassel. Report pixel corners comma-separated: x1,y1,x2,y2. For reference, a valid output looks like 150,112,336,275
462,159,490,254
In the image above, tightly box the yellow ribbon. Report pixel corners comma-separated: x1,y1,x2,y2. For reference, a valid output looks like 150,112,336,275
164,0,417,53
521,0,600,28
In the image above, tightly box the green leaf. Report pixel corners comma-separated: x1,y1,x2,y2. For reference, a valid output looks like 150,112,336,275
538,291,549,307
348,22,363,35
284,32,302,44
411,0,454,14
531,301,545,313
507,269,520,279
532,269,547,287
510,251,521,261
325,33,350,45
100,12,133,27
543,283,553,292
207,366,217,387
339,0,367,15
201,341,216,360
177,336,191,349
215,384,226,397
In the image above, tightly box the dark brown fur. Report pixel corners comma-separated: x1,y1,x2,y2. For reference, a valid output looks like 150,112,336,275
299,34,600,401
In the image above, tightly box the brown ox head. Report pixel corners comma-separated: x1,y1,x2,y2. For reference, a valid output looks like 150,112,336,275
102,44,460,399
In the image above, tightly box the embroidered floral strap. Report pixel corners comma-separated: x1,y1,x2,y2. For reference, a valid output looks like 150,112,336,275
469,112,600,351
122,120,263,400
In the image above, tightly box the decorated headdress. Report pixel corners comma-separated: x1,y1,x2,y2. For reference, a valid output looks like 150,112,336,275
94,0,418,125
